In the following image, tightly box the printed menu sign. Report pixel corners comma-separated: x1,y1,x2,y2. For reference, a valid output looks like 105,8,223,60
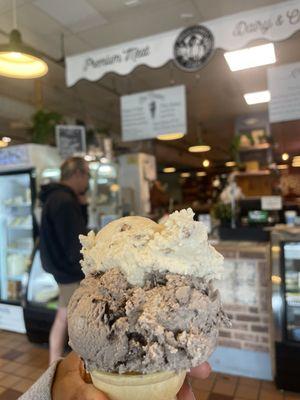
56,125,86,159
0,304,25,333
268,62,300,123
121,85,186,141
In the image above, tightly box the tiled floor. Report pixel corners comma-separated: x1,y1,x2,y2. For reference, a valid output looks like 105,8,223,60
0,330,300,400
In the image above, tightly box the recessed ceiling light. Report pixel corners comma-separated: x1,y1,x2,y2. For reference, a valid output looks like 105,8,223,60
196,171,206,177
203,159,210,168
188,145,211,153
180,172,191,178
163,167,176,173
281,152,289,161
244,90,271,105
180,13,194,19
225,161,236,167
224,43,276,71
157,133,184,141
124,0,140,6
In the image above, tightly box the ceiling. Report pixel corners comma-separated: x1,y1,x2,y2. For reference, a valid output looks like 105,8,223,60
0,0,299,170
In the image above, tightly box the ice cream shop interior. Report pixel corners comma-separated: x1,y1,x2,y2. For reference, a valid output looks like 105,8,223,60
0,0,300,399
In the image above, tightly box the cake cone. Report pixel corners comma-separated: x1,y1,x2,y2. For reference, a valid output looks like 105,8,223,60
90,369,186,400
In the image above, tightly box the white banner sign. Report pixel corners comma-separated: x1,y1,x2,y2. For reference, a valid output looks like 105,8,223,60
268,61,300,123
66,0,300,86
121,85,186,141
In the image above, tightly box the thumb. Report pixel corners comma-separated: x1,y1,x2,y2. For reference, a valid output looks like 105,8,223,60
81,383,110,400
177,378,196,400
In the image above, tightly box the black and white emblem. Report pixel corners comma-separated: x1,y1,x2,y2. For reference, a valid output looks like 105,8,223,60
174,25,214,72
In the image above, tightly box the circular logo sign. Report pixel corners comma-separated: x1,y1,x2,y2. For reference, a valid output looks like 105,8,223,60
174,25,214,72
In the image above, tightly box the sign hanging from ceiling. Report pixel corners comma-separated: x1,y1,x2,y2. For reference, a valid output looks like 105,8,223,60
121,85,186,142
268,61,300,123
66,0,300,86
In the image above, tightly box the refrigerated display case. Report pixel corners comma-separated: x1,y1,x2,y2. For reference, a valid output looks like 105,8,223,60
271,230,300,392
0,169,36,333
0,144,61,335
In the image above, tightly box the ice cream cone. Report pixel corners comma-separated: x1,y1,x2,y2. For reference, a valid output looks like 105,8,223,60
90,369,186,400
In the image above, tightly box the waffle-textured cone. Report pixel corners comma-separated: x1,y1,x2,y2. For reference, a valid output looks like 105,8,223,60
90,369,186,400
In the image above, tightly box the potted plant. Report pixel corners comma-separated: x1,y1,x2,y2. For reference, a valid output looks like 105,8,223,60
30,109,62,144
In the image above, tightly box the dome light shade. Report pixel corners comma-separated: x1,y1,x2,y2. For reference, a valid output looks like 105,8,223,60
188,144,211,153
157,133,184,141
0,30,48,79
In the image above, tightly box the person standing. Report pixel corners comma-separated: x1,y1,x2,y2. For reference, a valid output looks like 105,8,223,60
39,157,90,364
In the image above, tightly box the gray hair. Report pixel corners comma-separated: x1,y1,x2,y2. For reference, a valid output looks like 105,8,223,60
60,157,86,181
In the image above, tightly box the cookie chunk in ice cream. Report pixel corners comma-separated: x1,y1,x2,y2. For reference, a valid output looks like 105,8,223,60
68,209,229,374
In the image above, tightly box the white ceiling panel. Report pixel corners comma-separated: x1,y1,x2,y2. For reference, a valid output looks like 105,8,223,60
0,0,33,15
79,0,199,49
34,0,107,33
193,0,283,21
63,35,91,55
16,3,69,35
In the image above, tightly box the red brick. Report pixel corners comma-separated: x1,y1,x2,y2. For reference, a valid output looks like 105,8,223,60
234,332,258,341
219,330,231,338
218,338,242,349
251,324,269,333
243,342,269,352
236,314,260,322
231,322,249,330
224,304,248,313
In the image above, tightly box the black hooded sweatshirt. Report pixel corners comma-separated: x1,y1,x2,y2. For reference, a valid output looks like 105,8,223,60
39,183,87,284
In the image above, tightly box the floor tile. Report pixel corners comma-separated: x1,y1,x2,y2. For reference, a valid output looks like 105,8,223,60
259,388,284,400
28,367,45,381
0,388,5,395
194,390,210,400
13,377,34,393
238,377,261,389
0,388,23,400
209,394,234,400
192,376,215,391
1,361,22,374
0,374,21,389
1,350,24,361
217,374,238,385
213,380,237,397
235,384,259,399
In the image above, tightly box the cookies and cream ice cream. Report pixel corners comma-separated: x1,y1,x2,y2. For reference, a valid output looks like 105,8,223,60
68,209,229,374
79,208,223,286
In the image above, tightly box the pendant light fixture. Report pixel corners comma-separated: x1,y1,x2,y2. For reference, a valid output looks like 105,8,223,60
0,0,48,79
188,124,211,153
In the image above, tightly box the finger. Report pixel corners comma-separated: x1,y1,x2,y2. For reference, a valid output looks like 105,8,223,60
188,362,211,380
81,383,110,400
177,378,195,400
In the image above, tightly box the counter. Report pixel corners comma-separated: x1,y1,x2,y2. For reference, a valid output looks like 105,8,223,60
209,241,272,379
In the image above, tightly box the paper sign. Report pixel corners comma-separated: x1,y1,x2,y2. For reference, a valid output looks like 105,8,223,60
56,125,86,159
261,196,282,210
0,303,26,333
121,85,186,141
268,61,300,123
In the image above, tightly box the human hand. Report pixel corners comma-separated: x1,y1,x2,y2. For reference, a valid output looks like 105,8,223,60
177,362,211,400
52,352,109,400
